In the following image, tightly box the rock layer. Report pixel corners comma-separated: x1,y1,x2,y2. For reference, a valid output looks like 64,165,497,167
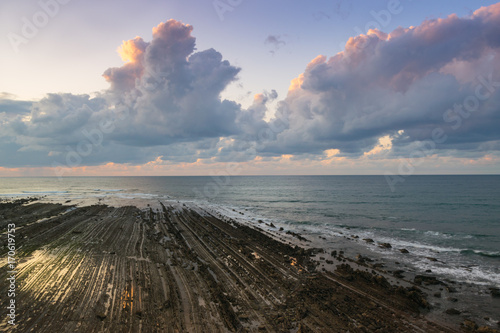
0,200,478,332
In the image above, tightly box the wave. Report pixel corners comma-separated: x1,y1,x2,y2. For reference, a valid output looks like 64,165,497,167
93,189,124,192
259,199,331,204
397,228,483,240
424,230,453,239
412,262,500,287
115,193,159,199
460,249,500,258
364,236,464,254
22,191,69,194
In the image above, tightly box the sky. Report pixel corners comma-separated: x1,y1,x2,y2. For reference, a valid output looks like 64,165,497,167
0,0,500,176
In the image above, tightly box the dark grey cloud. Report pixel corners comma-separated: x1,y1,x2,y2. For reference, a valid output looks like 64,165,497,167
265,35,285,47
0,98,32,115
264,35,286,55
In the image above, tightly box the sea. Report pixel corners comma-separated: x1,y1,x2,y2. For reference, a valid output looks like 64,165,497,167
1,175,499,289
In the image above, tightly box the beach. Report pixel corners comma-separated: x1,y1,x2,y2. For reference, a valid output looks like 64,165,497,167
1,197,498,332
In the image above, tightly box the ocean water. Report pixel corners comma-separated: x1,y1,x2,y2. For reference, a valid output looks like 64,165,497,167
1,175,499,288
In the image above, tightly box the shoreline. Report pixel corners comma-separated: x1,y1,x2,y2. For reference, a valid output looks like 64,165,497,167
0,198,498,332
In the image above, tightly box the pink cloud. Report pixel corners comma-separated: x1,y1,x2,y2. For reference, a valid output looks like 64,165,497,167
267,2,500,158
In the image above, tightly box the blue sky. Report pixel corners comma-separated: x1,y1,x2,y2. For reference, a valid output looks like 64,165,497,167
0,0,499,176
2,0,496,103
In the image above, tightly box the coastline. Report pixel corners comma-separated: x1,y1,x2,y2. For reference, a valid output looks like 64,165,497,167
0,198,498,332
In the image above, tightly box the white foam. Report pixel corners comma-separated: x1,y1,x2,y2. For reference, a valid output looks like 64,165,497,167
22,191,69,194
413,261,500,287
115,193,159,199
93,189,124,192
424,230,452,239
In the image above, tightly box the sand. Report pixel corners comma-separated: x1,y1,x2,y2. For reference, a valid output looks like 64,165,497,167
0,198,498,332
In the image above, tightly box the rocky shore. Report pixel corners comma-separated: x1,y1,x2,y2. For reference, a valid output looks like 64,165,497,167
0,198,498,332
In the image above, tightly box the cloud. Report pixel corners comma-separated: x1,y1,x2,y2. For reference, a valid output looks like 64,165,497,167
102,20,242,146
2,4,500,173
265,35,285,47
260,3,500,158
0,97,32,115
264,35,287,55
0,19,252,168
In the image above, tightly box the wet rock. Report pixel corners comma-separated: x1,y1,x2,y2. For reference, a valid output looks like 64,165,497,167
414,275,442,286
285,230,309,242
393,270,405,278
379,242,392,249
400,286,430,309
5,200,473,332
446,286,457,293
445,308,461,315
433,292,441,298
356,254,373,263
426,257,438,262
489,288,500,298
399,248,409,254
363,238,374,243
375,275,391,288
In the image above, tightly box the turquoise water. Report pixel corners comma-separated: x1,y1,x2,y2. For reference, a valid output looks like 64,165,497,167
1,175,499,286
